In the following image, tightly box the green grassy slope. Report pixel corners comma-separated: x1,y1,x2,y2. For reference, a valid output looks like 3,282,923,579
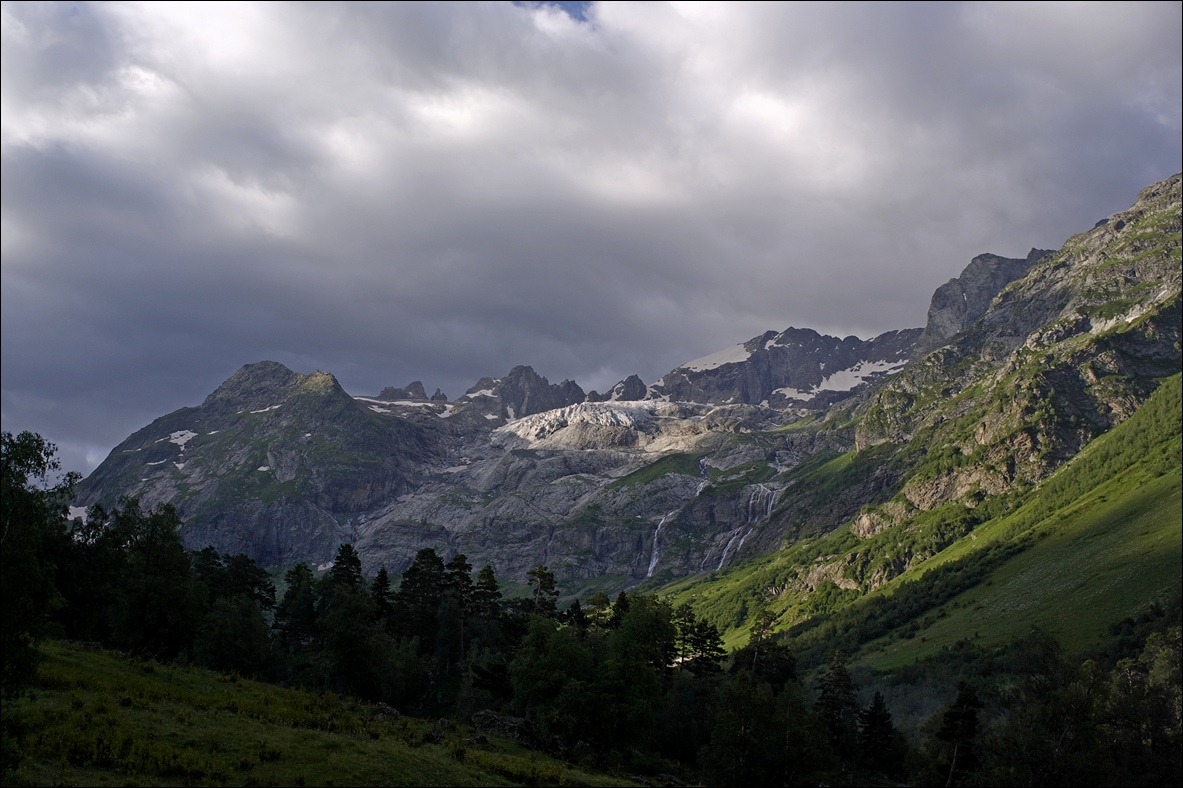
663,373,1182,666
861,466,1180,669
3,643,637,787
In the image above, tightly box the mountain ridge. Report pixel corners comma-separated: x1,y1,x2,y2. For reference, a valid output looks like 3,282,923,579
75,173,1182,604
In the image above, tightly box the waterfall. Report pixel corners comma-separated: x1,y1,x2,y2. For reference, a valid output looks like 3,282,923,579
646,510,677,578
745,484,779,524
716,528,744,570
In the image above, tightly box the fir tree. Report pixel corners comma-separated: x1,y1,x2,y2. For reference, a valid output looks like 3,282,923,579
815,650,858,756
858,690,900,774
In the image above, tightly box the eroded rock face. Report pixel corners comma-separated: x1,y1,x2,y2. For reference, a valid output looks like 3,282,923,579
376,381,429,400
915,248,1053,355
650,326,922,410
588,374,647,402
460,365,586,421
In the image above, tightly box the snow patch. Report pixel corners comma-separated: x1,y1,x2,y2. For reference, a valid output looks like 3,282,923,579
355,396,440,409
249,404,282,414
465,389,497,399
146,459,167,466
484,413,500,420
773,386,815,400
257,465,271,471
816,359,907,392
679,343,752,372
160,430,198,449
174,462,185,471
68,506,88,522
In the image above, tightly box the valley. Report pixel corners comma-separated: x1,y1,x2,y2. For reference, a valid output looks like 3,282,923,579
8,172,1179,787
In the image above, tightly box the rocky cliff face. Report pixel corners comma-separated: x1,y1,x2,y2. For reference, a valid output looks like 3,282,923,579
458,365,586,421
649,326,923,410
76,174,1182,599
914,248,1053,355
587,374,647,402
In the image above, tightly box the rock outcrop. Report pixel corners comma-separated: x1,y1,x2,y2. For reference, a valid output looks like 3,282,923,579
914,248,1053,355
649,326,922,410
460,365,586,421
376,381,430,400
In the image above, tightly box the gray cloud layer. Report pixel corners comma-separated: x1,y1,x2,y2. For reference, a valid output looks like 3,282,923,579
3,1,1180,474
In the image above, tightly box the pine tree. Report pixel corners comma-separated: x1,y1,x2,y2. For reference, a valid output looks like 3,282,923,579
326,544,364,591
371,567,394,623
815,650,858,757
562,598,589,635
527,564,559,617
274,563,319,654
473,564,503,620
937,683,983,785
608,590,630,628
394,547,445,647
445,553,475,612
858,690,900,774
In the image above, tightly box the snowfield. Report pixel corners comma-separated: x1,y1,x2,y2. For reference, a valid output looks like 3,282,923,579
678,343,752,372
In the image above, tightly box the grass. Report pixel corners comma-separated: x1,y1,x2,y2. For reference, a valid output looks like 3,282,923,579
2,643,639,787
607,453,703,490
656,374,1181,674
860,466,1181,670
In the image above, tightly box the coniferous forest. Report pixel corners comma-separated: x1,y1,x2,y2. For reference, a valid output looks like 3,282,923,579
3,430,1181,786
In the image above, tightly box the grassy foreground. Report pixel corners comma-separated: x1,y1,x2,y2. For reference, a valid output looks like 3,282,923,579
1,643,638,787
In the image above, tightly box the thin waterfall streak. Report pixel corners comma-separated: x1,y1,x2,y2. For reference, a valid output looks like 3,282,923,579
717,528,743,570
646,509,677,578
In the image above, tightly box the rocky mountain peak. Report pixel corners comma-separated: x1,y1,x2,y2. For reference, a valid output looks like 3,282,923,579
914,248,1053,355
586,374,648,403
377,381,429,401
460,365,586,420
200,361,302,415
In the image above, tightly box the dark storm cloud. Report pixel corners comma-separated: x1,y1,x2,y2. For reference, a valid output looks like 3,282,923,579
2,1,1180,475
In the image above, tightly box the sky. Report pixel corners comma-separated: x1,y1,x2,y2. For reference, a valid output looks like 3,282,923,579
2,1,1181,476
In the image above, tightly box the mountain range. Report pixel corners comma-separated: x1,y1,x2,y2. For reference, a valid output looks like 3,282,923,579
76,173,1182,625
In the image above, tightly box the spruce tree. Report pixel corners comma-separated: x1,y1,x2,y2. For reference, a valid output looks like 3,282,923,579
371,567,394,623
858,690,900,774
326,543,364,591
937,683,983,785
815,650,858,757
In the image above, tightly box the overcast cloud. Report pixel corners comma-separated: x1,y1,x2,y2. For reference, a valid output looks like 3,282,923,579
2,1,1180,475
